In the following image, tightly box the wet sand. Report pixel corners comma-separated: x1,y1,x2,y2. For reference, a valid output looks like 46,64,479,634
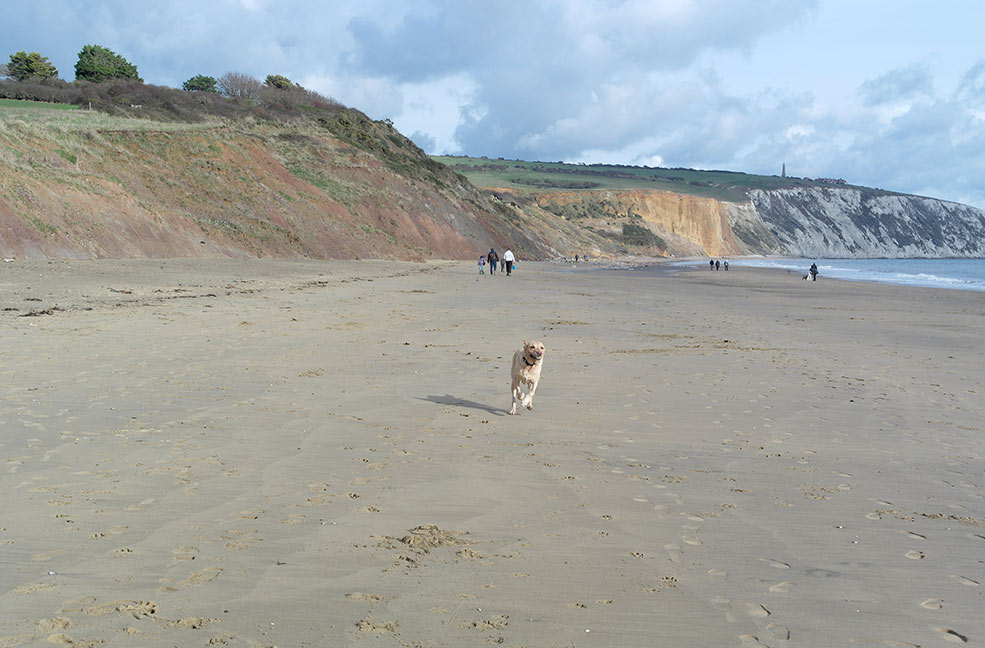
1,258,983,647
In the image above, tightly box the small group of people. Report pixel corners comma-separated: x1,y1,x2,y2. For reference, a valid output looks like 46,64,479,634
709,258,729,271
479,247,515,275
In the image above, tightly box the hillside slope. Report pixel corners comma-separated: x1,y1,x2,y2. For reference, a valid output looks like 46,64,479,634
0,103,553,260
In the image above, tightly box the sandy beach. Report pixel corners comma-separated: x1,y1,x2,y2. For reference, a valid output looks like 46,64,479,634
1,258,983,647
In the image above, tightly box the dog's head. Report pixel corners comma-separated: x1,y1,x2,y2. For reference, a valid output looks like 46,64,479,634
523,340,546,362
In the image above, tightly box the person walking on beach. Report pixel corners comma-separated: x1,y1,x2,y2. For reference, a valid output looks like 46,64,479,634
809,262,819,281
487,248,499,274
723,260,729,271
502,249,515,276
715,259,720,271
478,255,486,274
710,259,715,270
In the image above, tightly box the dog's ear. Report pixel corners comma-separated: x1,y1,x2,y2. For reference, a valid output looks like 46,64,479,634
523,340,528,346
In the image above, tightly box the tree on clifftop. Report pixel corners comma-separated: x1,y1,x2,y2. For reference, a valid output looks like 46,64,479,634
183,74,218,92
264,74,298,90
75,45,141,82
217,71,262,101
7,51,59,81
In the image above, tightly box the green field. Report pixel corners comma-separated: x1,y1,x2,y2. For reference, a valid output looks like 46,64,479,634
0,98,78,110
433,155,820,202
0,98,217,133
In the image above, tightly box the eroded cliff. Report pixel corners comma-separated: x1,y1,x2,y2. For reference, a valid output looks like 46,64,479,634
520,185,985,259
743,187,985,257
0,111,552,260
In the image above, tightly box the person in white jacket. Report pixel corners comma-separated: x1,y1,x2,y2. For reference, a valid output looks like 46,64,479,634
502,249,515,276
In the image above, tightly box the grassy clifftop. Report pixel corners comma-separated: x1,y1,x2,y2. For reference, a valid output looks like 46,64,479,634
433,156,847,202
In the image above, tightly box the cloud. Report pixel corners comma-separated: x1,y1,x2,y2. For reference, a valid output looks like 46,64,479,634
408,130,436,152
858,64,933,106
344,0,819,159
955,61,985,102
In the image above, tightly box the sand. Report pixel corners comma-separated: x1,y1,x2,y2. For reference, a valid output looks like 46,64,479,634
1,258,983,647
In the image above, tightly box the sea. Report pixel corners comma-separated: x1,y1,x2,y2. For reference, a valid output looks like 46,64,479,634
692,258,985,293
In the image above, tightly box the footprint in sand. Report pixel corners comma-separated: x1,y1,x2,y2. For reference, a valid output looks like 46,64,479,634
180,567,222,587
747,603,771,618
767,623,790,640
707,568,728,581
346,592,383,602
760,558,791,569
124,497,155,511
710,595,731,610
902,531,927,540
171,546,198,561
769,581,793,593
920,598,943,609
37,617,71,632
663,543,682,562
84,600,158,618
682,535,702,546
32,549,69,562
905,550,925,560
739,634,765,646
951,575,979,587
936,628,968,643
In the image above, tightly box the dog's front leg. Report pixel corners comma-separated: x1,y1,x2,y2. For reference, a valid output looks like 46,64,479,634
524,382,537,410
510,379,520,415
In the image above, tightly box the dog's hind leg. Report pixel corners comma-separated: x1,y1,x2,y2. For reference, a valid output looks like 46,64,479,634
510,379,520,415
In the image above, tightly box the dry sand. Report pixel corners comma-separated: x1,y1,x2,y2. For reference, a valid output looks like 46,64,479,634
1,258,983,647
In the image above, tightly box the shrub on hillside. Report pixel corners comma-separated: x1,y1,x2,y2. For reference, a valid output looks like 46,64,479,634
622,222,664,247
73,79,253,121
2,70,346,125
218,72,263,101
0,78,79,103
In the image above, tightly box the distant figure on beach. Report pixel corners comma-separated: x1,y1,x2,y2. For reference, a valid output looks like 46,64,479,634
574,254,579,262
710,259,715,270
723,260,729,271
715,259,720,271
810,262,819,281
487,248,499,274
478,255,486,274
503,249,515,276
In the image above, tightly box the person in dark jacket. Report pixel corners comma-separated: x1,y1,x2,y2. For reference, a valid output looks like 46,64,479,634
487,248,499,274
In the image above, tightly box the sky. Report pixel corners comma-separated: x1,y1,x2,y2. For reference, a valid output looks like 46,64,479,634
7,0,985,208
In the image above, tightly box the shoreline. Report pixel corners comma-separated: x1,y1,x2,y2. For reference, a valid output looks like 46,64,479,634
2,259,983,646
558,254,985,293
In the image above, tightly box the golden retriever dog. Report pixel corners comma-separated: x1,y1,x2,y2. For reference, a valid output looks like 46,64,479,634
510,340,545,415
